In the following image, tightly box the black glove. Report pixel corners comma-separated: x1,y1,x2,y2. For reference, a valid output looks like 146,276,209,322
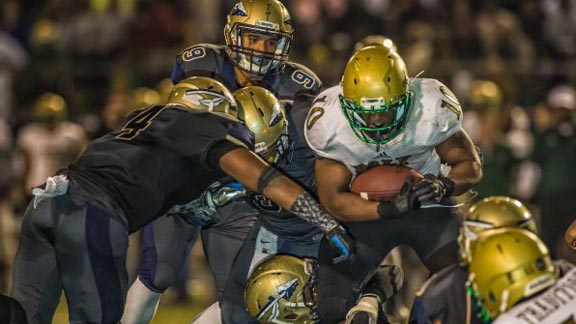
167,181,246,226
377,176,420,218
325,225,357,264
413,174,455,204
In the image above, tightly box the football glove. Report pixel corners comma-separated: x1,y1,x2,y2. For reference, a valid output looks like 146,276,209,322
325,225,356,264
167,181,246,226
413,174,455,204
345,295,379,324
377,176,420,218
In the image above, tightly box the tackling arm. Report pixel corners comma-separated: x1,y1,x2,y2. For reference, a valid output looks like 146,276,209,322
435,129,483,196
219,147,356,263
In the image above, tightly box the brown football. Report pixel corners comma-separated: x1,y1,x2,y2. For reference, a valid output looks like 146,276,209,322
350,165,424,201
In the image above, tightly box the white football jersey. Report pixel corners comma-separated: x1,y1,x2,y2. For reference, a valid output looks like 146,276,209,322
493,267,576,324
304,78,463,177
18,122,87,190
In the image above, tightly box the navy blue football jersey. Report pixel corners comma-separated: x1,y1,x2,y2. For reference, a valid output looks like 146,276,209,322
65,106,253,233
171,44,323,238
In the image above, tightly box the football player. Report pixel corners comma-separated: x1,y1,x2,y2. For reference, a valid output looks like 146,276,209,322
407,196,574,324
468,228,576,324
242,254,403,324
304,45,483,323
122,1,344,323
10,76,352,324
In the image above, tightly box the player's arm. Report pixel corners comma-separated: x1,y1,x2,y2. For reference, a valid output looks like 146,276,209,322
414,129,482,204
314,157,418,222
217,146,355,262
315,157,380,222
436,129,482,195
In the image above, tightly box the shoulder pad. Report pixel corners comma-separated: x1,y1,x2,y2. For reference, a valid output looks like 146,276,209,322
304,86,340,158
271,61,322,100
420,78,463,122
172,44,227,83
415,78,463,144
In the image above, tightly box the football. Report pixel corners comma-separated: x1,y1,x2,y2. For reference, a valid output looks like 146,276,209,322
350,165,424,201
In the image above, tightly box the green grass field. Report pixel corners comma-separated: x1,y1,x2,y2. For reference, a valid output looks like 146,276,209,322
53,298,204,324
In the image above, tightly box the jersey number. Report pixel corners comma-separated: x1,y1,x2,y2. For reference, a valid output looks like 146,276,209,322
439,85,462,119
116,106,165,140
291,70,316,89
306,107,325,130
182,47,206,62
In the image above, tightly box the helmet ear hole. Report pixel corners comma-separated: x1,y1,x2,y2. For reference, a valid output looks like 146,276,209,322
489,291,496,302
285,313,298,320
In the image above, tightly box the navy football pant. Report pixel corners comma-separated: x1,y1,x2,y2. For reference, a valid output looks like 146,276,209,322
12,194,128,324
316,206,460,324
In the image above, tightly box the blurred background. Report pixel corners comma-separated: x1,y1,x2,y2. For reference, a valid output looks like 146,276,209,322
0,0,575,322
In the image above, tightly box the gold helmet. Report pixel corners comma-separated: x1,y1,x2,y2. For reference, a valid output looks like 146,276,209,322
468,80,503,113
234,86,291,164
167,76,241,122
354,35,398,53
245,254,318,324
340,45,412,145
459,196,537,264
224,0,293,75
468,228,556,321
33,92,68,123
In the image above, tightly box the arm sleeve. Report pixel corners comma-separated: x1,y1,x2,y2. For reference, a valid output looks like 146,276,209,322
205,140,243,171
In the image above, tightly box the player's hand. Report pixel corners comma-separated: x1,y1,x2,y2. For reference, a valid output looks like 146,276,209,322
393,176,421,214
345,295,379,324
377,176,420,218
565,218,576,251
414,174,454,204
167,181,246,226
325,225,356,264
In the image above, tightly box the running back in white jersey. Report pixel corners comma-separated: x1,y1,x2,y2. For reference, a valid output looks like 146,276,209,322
304,78,463,177
493,267,576,324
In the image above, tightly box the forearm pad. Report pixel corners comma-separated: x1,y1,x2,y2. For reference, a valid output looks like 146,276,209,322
289,191,339,232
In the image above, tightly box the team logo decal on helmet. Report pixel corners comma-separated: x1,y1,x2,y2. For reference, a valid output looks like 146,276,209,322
183,90,228,111
231,2,248,16
167,76,241,122
256,279,300,320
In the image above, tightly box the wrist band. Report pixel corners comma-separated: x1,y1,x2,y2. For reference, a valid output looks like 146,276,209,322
377,201,399,219
257,165,282,194
440,176,455,197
